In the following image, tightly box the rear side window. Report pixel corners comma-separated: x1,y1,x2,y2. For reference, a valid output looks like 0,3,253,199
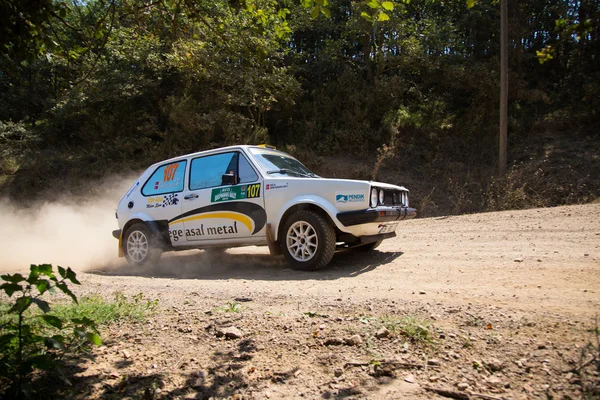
142,160,187,196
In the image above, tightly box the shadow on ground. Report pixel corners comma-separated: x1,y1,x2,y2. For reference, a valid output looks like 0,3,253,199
88,248,404,281
27,335,411,400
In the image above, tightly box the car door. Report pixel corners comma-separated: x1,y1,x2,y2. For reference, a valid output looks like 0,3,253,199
139,159,186,244
173,150,266,243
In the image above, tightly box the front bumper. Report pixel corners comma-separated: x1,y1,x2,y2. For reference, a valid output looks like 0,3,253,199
336,206,416,227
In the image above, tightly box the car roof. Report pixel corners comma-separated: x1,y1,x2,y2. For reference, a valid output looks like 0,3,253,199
147,145,290,169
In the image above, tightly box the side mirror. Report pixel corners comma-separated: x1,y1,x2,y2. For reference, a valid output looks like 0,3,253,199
221,173,237,185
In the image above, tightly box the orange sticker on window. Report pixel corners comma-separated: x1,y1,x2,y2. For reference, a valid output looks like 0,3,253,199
163,163,179,182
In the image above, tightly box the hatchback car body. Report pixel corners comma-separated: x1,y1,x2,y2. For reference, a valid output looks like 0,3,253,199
113,145,416,270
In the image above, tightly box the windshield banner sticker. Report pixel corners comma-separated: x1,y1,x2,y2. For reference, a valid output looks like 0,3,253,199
335,193,365,203
211,184,261,203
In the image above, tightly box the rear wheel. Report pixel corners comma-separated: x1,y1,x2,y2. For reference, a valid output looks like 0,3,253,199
123,223,162,266
280,210,335,271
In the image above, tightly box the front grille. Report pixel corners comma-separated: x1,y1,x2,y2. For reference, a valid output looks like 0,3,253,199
381,189,408,207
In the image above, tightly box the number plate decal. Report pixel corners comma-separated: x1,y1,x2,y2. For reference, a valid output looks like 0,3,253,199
379,223,398,234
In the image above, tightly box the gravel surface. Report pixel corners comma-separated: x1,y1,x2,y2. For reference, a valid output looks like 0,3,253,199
23,204,600,398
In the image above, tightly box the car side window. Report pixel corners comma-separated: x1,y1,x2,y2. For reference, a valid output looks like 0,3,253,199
142,160,187,196
189,152,259,191
239,153,258,183
190,152,238,191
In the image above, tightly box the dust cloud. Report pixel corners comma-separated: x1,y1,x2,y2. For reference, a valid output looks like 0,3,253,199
0,172,292,277
0,175,138,274
105,247,286,279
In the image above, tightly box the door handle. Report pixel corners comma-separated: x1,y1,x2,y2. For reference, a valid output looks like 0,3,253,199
184,194,199,200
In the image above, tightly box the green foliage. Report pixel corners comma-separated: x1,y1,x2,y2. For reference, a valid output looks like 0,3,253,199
217,302,243,313
51,292,159,327
359,0,395,22
574,317,600,397
0,0,599,213
380,315,432,344
0,265,100,397
0,0,64,61
301,0,332,19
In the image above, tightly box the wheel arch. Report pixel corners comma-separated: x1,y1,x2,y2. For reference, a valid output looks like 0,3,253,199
277,202,337,271
122,218,171,249
275,200,341,243
122,218,146,240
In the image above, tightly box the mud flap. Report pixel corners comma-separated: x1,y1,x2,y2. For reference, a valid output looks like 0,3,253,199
118,232,125,257
266,223,282,256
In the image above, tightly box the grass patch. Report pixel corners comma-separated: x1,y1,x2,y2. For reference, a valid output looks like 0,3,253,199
50,292,159,326
215,302,243,313
0,291,158,331
380,315,432,344
303,311,329,318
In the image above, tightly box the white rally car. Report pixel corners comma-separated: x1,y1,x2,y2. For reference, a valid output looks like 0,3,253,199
112,145,416,270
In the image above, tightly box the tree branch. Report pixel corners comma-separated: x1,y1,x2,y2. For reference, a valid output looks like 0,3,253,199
73,0,117,87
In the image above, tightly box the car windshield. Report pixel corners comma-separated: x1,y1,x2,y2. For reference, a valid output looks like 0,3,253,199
249,148,319,178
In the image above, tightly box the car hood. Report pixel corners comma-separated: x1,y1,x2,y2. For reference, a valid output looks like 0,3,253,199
309,177,408,192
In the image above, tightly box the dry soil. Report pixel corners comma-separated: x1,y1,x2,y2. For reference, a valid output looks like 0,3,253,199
22,204,600,399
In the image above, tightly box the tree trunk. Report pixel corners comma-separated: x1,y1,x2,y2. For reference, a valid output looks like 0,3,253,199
499,0,508,175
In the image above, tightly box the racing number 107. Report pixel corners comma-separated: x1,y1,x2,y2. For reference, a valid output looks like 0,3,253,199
247,183,260,199
163,163,179,182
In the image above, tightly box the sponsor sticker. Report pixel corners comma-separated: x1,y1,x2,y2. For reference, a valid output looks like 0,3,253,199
154,179,181,191
126,181,139,198
146,193,180,208
266,182,288,190
168,202,266,236
169,222,240,242
335,193,365,203
211,183,261,203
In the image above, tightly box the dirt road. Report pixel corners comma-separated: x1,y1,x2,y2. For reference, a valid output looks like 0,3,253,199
50,204,600,398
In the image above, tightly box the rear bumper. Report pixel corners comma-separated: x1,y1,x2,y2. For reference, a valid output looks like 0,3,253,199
336,206,416,227
359,231,396,244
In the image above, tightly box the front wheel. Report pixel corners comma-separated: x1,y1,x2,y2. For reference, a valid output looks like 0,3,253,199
123,223,162,266
280,210,336,271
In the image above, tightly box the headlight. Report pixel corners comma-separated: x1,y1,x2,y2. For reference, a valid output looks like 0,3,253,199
370,188,378,208
402,192,409,207
378,189,385,205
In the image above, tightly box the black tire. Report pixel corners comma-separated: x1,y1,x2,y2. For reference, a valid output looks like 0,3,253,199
123,223,162,266
280,210,336,271
355,240,382,252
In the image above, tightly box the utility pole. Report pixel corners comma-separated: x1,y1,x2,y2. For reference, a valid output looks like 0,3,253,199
499,0,508,174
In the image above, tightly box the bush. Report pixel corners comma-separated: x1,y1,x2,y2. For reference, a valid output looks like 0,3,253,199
0,265,100,398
